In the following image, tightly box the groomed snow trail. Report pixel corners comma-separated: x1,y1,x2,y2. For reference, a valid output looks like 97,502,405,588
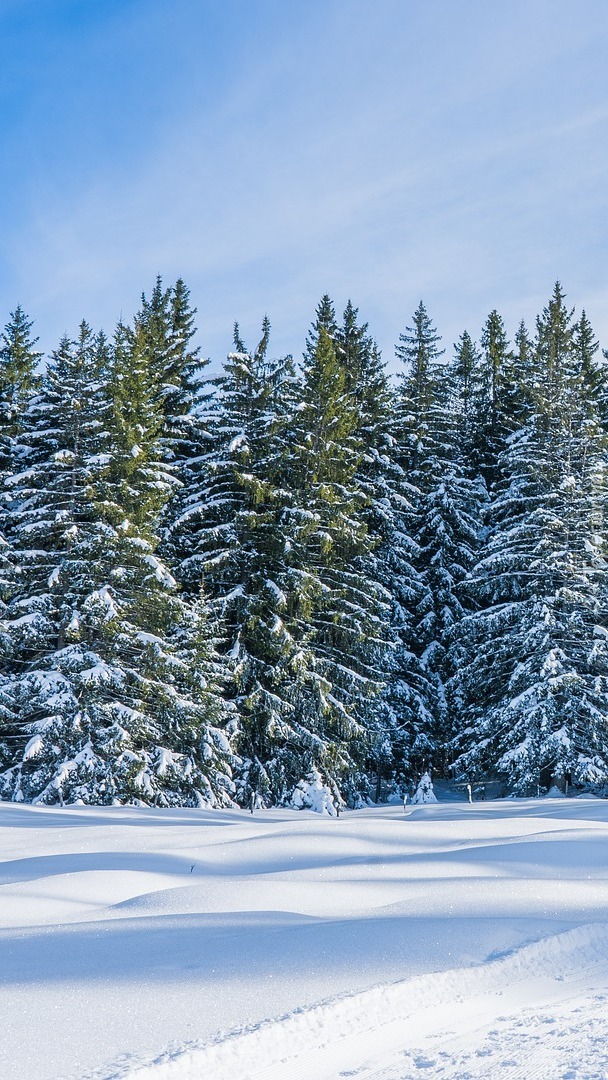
103,923,608,1079
1,797,608,1079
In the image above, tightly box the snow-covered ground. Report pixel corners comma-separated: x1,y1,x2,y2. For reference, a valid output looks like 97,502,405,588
1,797,608,1080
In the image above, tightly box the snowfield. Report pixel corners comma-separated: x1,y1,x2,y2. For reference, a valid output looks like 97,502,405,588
1,797,608,1080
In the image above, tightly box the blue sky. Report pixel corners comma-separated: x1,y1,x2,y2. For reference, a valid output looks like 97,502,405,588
1,0,607,370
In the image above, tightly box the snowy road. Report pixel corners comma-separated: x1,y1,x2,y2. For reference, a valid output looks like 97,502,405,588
1,797,607,1079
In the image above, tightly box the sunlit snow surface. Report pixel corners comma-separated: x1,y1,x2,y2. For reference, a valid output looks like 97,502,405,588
1,797,608,1079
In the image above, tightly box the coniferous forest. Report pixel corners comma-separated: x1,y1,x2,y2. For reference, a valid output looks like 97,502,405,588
1,279,608,808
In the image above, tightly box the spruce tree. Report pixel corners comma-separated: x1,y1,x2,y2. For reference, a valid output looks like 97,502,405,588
0,306,42,763
285,320,391,804
395,301,445,470
0,320,235,806
505,319,534,431
304,294,338,363
335,301,431,792
453,285,608,793
168,320,311,806
131,276,205,467
103,319,172,533
573,309,603,419
394,303,483,773
0,306,42,544
473,309,512,488
450,330,481,466
0,306,41,465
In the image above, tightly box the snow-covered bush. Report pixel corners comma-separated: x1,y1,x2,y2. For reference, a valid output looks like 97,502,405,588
290,768,338,816
411,772,437,804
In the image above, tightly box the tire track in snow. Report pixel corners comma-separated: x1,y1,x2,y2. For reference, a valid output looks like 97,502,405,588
102,922,608,1080
384,991,608,1080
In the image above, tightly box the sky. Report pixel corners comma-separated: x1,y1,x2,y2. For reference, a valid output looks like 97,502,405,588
1,0,607,372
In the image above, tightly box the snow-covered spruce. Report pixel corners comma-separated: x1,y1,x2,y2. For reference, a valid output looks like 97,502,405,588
0,320,235,806
284,309,393,806
411,771,437,803
394,302,485,772
336,299,435,794
290,767,340,815
166,321,319,807
452,285,608,793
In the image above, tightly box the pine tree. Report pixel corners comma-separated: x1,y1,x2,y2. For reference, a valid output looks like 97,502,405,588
103,319,172,535
169,319,281,596
473,309,512,488
505,319,534,431
450,330,480,465
0,307,43,761
283,320,392,804
304,294,338,364
395,301,445,472
0,323,109,791
411,770,437,804
453,286,608,793
168,320,312,806
0,306,41,463
131,276,205,465
335,301,431,792
0,306,42,543
394,303,482,773
573,309,603,419
0,321,235,806
335,301,387,436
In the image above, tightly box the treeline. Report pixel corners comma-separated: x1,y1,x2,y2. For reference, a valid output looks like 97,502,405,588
1,280,607,808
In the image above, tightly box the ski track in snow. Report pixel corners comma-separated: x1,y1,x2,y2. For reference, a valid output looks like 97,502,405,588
100,923,608,1080
1,796,608,1080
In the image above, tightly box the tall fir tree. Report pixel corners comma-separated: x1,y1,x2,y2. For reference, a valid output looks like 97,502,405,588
282,320,392,804
395,300,445,470
334,301,432,791
0,306,41,455
0,306,42,532
453,285,608,793
472,309,513,489
167,320,316,806
396,304,485,772
0,306,42,760
449,330,481,467
573,309,604,421
504,319,534,431
131,276,205,467
0,320,235,806
304,294,338,363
